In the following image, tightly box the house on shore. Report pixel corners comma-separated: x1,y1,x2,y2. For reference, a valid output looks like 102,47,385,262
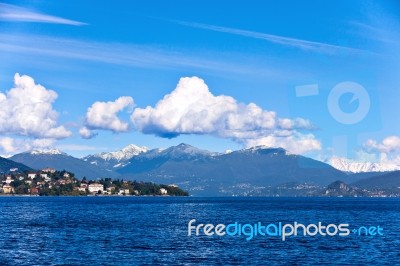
88,183,104,194
118,189,130,195
42,168,56,174
28,173,37,179
2,185,14,194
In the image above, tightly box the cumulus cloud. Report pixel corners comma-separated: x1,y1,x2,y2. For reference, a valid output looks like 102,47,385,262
131,76,320,154
0,137,14,155
0,73,71,139
361,136,400,166
79,127,98,139
278,118,314,130
364,136,400,153
0,137,54,157
245,133,321,154
378,152,400,165
81,96,134,136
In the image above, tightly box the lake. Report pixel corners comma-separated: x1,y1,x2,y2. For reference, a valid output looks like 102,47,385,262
0,197,399,265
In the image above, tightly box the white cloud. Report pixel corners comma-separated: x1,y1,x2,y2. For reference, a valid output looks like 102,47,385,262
0,33,288,79
0,73,71,139
81,96,134,135
172,20,365,55
0,137,14,155
364,136,400,153
381,154,400,166
278,118,314,130
245,133,321,154
131,76,320,154
79,127,98,139
0,137,54,157
0,3,86,25
361,136,400,166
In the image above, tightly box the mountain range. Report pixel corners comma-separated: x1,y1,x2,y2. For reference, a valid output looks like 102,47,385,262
10,149,119,179
329,156,400,173
2,143,400,196
351,171,400,189
116,144,350,195
82,144,148,170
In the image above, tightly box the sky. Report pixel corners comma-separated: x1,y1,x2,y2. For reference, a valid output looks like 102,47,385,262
0,0,400,164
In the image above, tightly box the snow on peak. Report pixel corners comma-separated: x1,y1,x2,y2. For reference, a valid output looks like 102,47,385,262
95,144,148,161
247,145,271,151
241,146,289,155
165,143,210,156
30,148,66,155
329,157,400,173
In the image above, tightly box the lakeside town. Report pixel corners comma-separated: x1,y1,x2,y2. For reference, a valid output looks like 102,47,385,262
0,168,189,196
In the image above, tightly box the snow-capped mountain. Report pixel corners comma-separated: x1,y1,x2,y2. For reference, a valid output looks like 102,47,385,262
10,149,118,179
91,144,148,161
117,143,348,196
30,148,66,155
239,146,292,156
83,144,149,170
156,143,211,159
329,157,400,173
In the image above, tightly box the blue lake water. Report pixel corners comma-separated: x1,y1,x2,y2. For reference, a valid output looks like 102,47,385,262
0,197,399,265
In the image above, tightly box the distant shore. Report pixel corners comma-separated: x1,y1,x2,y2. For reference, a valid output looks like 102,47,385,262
0,194,182,197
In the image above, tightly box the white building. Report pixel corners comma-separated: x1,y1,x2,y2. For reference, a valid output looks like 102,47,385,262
107,187,116,193
160,188,168,195
5,176,14,184
118,189,130,195
2,185,14,194
28,173,37,179
88,183,104,193
42,168,56,173
40,173,48,179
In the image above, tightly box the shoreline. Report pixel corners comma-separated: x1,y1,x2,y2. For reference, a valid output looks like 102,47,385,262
0,194,182,197
0,194,398,198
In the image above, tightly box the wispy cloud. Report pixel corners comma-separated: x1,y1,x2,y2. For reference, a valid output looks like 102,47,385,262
351,21,400,44
173,20,365,54
0,33,287,78
0,3,86,25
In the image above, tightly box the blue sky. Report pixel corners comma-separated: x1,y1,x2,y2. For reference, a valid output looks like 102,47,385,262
0,0,400,164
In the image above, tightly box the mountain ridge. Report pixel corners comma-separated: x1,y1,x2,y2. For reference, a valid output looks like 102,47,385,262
82,144,149,170
0,156,33,173
6,143,399,196
328,156,400,173
10,150,119,179
117,144,349,195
